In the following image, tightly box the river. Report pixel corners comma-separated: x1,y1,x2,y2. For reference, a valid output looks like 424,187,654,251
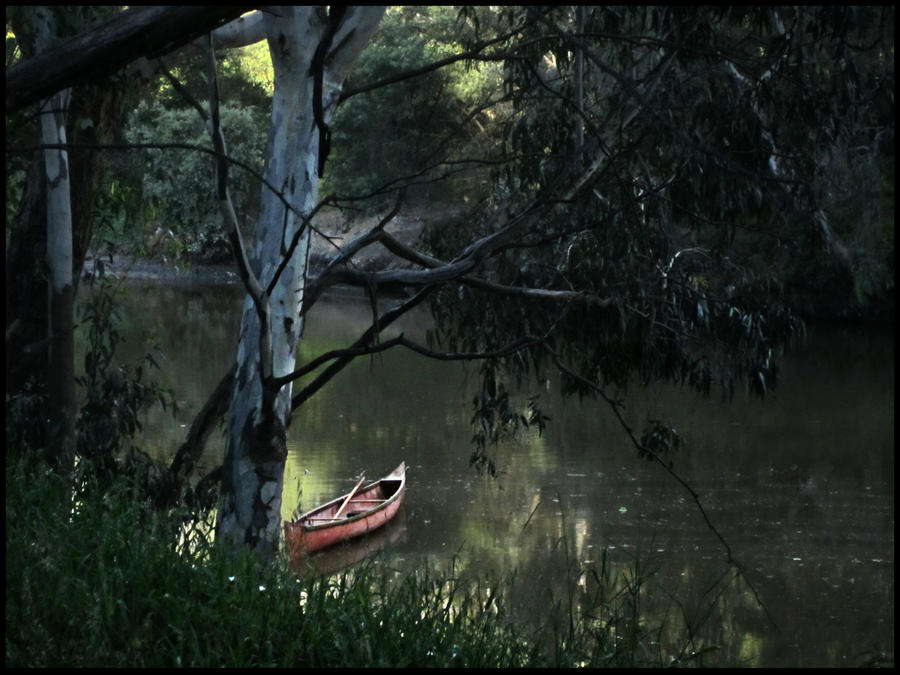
97,280,893,667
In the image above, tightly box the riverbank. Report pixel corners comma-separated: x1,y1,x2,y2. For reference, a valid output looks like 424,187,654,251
82,204,445,287
7,453,706,668
81,204,893,325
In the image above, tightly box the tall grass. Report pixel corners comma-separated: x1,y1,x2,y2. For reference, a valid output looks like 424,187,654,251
6,454,722,667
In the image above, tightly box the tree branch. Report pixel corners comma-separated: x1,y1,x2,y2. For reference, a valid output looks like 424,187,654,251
275,332,544,389
155,363,235,509
290,286,435,411
374,229,616,306
6,6,254,113
338,15,544,104
205,35,276,402
545,346,779,628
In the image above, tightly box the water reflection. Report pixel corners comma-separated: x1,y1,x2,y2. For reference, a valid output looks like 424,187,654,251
86,282,893,667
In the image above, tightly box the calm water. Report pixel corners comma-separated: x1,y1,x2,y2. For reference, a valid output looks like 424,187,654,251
100,281,893,667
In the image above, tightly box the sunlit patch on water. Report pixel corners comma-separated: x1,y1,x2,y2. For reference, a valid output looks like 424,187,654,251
116,285,893,668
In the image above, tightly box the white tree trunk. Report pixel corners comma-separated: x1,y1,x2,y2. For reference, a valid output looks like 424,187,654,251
215,6,384,556
35,9,77,474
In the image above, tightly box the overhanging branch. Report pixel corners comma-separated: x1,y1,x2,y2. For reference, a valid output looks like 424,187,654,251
545,346,779,628
275,333,544,389
336,228,617,306
6,6,254,113
290,286,435,411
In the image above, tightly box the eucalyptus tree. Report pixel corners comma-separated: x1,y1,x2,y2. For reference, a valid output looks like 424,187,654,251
5,6,891,565
34,8,77,473
199,6,385,555
5,5,249,472
200,5,890,560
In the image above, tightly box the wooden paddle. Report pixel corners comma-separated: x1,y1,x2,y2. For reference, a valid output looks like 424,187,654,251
334,474,366,519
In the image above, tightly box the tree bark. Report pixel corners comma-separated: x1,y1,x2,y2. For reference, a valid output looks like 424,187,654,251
5,156,49,394
6,5,253,114
35,10,77,475
573,6,585,168
7,8,132,407
214,6,384,558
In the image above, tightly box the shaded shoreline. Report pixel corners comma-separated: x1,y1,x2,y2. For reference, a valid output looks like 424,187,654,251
81,203,446,288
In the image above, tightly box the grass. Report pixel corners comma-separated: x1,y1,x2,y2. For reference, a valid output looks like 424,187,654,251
6,454,722,667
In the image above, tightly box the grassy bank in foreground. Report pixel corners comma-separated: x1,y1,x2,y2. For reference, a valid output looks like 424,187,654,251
6,455,717,668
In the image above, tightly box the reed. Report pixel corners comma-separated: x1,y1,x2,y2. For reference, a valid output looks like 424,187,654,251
6,454,720,667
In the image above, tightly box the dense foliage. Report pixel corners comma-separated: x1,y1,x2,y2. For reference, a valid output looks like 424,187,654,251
325,6,503,208
7,454,727,667
122,101,267,261
415,6,893,463
3,7,893,667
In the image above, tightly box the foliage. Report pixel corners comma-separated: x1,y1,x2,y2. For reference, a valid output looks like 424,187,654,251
4,279,169,489
638,420,683,464
150,44,272,112
122,100,266,260
6,455,729,667
89,175,145,257
468,362,550,475
325,6,501,209
421,6,892,458
5,383,48,458
74,279,172,495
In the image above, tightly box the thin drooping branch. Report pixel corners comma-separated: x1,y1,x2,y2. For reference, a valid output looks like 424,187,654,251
545,347,778,628
275,332,544,389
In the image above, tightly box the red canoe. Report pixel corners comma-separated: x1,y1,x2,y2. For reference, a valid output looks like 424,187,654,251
284,462,406,557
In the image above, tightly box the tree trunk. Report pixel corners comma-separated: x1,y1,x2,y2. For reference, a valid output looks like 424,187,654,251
6,156,50,395
36,22,77,474
8,12,127,370
214,6,384,558
573,6,585,168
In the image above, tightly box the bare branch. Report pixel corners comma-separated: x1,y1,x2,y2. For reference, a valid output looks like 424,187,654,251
276,333,544,389
375,229,616,305
204,35,275,401
210,9,266,48
291,286,435,411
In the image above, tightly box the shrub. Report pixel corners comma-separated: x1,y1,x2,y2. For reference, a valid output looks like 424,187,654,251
123,100,267,260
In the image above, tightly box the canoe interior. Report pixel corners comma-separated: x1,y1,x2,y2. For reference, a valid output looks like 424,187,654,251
299,467,404,528
285,463,406,557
